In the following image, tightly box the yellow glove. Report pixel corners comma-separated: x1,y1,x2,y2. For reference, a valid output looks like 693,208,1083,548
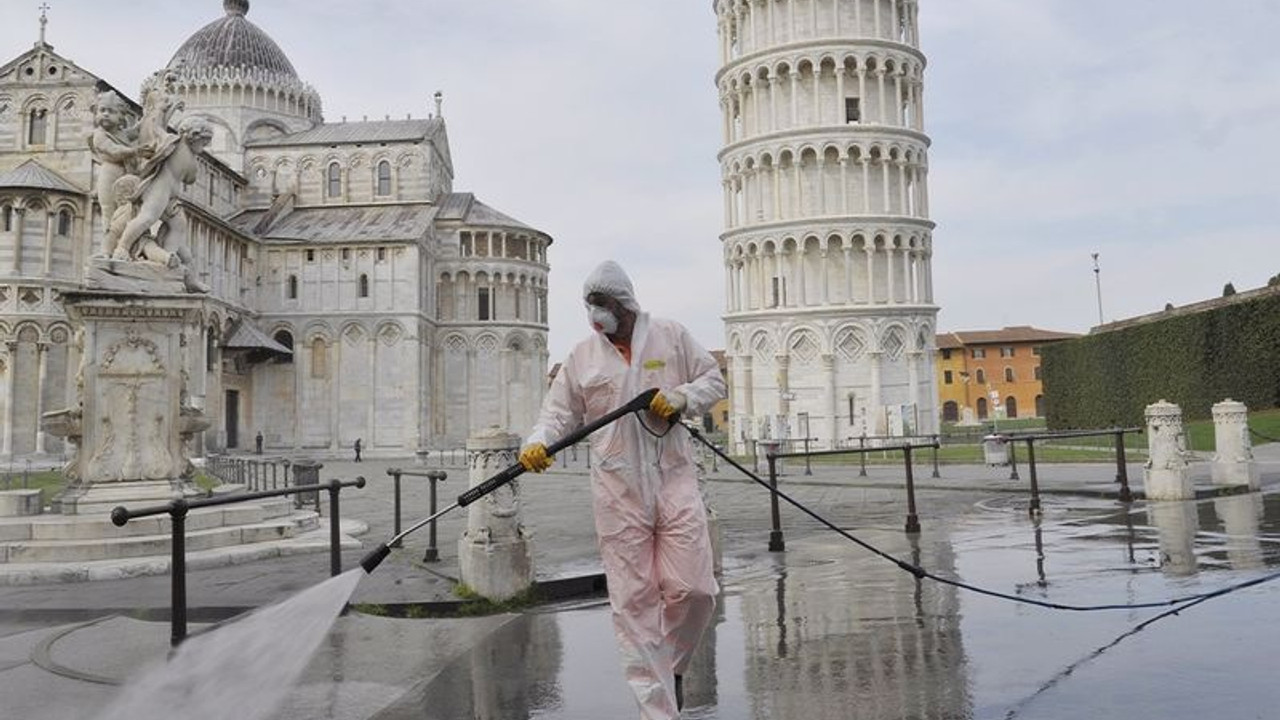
519,443,553,473
649,390,687,420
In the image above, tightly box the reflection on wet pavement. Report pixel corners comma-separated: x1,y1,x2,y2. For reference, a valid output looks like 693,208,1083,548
375,488,1280,719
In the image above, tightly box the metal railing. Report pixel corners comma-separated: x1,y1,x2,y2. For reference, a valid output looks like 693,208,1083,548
993,427,1144,514
386,468,448,561
763,440,940,549
204,455,294,493
842,434,943,479
110,477,366,646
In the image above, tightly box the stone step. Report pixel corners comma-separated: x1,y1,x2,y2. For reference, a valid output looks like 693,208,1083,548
0,518,308,564
0,498,300,542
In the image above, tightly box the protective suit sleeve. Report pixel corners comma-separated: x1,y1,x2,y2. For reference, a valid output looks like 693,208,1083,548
525,356,585,449
672,324,726,417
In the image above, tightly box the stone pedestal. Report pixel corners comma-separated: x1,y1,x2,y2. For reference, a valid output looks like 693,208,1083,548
1211,399,1259,489
458,427,533,602
1144,400,1191,501
42,291,211,514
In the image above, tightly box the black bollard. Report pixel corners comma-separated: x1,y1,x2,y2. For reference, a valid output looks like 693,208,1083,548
1026,439,1041,517
767,453,785,552
904,446,921,533
389,468,404,548
424,470,446,562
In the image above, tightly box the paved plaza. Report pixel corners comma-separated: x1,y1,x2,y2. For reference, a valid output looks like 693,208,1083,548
1,444,1279,719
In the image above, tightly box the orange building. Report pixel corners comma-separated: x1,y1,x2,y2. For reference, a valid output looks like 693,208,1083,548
935,327,1079,424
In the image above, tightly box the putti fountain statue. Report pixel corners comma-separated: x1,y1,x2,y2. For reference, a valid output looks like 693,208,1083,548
41,72,214,514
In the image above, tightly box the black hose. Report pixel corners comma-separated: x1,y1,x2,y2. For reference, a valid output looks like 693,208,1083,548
684,423,1280,613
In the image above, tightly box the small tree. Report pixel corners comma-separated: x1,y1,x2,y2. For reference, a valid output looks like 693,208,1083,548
1223,282,1237,296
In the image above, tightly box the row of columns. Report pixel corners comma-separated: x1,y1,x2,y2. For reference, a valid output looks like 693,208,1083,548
727,241,932,311
1,206,83,277
433,340,549,444
719,0,920,63
178,79,320,122
727,342,931,449
722,63,924,142
724,155,928,227
439,272,548,324
1,340,56,456
459,231,549,264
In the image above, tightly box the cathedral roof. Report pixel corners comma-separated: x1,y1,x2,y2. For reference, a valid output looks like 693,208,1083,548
0,160,83,194
230,204,439,243
245,118,443,147
168,1,298,80
437,192,540,234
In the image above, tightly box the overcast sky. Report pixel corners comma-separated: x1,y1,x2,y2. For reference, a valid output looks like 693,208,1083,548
3,0,1278,360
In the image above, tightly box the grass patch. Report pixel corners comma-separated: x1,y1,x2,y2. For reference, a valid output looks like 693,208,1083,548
452,583,541,616
1,470,64,505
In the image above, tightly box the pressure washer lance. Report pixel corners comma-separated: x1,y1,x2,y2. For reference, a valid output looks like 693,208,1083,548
359,387,661,574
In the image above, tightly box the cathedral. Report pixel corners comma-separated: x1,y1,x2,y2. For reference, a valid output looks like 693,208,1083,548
0,1,552,459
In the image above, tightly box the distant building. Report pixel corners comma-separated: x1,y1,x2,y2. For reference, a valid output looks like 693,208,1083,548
702,350,730,435
935,327,1079,424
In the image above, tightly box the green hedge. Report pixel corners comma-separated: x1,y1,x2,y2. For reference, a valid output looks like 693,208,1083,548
1042,292,1280,428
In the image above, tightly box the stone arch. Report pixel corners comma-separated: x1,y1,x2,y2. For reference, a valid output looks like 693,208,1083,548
832,324,869,362
784,325,824,366
376,320,405,346
443,332,469,354
880,324,908,361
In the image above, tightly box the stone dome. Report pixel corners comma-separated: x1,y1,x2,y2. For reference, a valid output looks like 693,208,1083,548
167,1,298,79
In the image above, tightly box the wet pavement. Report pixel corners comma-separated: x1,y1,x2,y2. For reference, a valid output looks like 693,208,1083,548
2,445,1279,719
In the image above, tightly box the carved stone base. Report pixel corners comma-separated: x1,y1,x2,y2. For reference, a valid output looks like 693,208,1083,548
85,257,187,294
458,533,533,602
52,479,201,516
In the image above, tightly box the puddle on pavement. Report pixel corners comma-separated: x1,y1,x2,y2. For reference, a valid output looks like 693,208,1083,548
372,488,1280,719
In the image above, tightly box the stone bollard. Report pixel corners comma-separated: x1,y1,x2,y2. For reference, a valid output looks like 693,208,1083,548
458,426,533,602
1144,400,1192,501
1211,399,1259,489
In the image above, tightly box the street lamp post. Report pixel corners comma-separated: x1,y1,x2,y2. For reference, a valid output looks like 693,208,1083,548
1092,252,1104,325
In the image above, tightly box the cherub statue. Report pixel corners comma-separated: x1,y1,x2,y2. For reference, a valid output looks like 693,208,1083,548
86,90,140,250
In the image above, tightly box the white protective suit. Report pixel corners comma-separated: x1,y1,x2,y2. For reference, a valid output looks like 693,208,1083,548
526,261,725,719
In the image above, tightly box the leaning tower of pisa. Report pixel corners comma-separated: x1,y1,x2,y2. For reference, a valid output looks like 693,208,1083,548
715,0,937,452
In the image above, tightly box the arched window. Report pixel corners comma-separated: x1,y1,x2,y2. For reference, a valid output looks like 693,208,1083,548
273,330,294,364
1034,365,1042,381
977,397,988,420
376,160,391,197
358,273,369,298
975,368,986,385
942,401,959,423
1004,366,1015,383
1035,395,1046,418
286,274,298,299
1005,396,1018,419
27,109,47,145
327,163,341,198
56,209,71,236
310,337,328,378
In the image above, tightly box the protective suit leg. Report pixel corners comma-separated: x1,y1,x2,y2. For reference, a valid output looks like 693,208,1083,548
656,471,718,676
597,498,678,718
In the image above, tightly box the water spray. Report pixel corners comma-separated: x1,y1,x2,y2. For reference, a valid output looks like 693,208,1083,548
359,387,660,574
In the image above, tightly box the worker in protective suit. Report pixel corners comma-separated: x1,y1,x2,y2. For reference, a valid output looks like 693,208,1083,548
520,260,725,719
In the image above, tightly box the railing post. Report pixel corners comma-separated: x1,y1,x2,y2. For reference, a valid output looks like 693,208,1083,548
327,480,343,577
859,434,867,477
1008,437,1020,480
389,468,404,548
169,498,189,646
904,445,921,533
1115,430,1133,503
586,444,591,469
1026,439,1041,517
767,452,785,552
931,434,941,478
804,436,812,476
424,470,446,562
